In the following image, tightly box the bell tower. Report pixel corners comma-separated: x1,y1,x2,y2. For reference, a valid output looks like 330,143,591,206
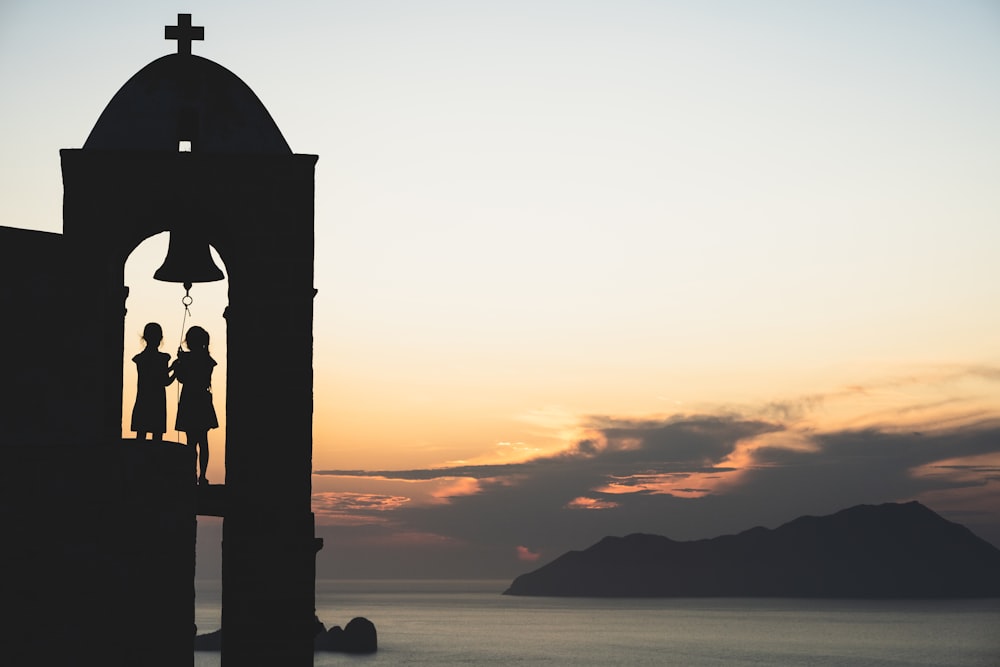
60,15,321,664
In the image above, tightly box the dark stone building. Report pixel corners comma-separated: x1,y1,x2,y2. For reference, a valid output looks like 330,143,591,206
0,15,320,666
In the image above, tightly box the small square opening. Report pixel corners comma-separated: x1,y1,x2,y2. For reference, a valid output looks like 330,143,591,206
179,140,192,152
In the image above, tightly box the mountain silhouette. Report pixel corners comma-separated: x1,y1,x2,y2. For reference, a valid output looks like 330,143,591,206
504,502,1000,597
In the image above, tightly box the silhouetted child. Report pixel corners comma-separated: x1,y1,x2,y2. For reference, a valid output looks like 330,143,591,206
131,322,174,441
171,325,218,484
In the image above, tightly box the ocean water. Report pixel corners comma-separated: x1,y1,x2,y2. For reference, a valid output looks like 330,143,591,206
194,580,1000,666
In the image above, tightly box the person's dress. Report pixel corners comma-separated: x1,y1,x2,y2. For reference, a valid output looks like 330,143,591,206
131,350,171,433
174,351,219,432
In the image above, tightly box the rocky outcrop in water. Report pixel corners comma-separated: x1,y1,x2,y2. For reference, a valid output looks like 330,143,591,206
194,616,377,653
314,616,378,653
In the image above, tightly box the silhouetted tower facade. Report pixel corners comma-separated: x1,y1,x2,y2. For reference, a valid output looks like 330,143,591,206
60,15,321,665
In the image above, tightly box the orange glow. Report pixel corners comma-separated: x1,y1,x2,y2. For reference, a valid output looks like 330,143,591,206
311,473,502,517
429,477,483,503
565,496,619,510
439,441,551,468
516,545,542,562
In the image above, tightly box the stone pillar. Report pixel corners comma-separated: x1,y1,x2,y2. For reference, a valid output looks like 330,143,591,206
220,155,319,666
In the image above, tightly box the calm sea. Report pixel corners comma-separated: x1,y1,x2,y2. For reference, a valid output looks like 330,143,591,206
194,579,1000,666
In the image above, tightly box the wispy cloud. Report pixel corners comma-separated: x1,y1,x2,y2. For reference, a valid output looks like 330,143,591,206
566,496,620,510
312,491,411,525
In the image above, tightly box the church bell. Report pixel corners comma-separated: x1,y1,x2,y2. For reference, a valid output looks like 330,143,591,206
153,227,224,284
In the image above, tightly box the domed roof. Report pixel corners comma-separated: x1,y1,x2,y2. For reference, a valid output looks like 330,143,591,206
84,54,291,154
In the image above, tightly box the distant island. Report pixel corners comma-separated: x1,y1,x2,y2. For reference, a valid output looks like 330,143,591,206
504,502,1000,598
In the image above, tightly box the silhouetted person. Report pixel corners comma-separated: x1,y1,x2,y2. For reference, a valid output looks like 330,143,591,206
131,322,174,441
171,325,218,484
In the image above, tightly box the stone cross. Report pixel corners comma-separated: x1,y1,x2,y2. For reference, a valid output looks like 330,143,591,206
165,14,204,55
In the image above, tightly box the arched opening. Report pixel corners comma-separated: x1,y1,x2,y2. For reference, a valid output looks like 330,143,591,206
123,232,228,472
122,231,228,628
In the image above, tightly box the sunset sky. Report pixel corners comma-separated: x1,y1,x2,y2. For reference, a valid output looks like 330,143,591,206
2,1,999,579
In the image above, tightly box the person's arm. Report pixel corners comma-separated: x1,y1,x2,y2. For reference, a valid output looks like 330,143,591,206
169,354,182,384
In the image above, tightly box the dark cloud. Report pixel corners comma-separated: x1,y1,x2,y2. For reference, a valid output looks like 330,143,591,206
582,415,778,465
313,415,1000,579
720,425,1000,526
317,415,774,480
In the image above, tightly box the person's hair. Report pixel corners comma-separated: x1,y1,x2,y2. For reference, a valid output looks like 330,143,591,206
142,322,163,347
185,325,210,352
